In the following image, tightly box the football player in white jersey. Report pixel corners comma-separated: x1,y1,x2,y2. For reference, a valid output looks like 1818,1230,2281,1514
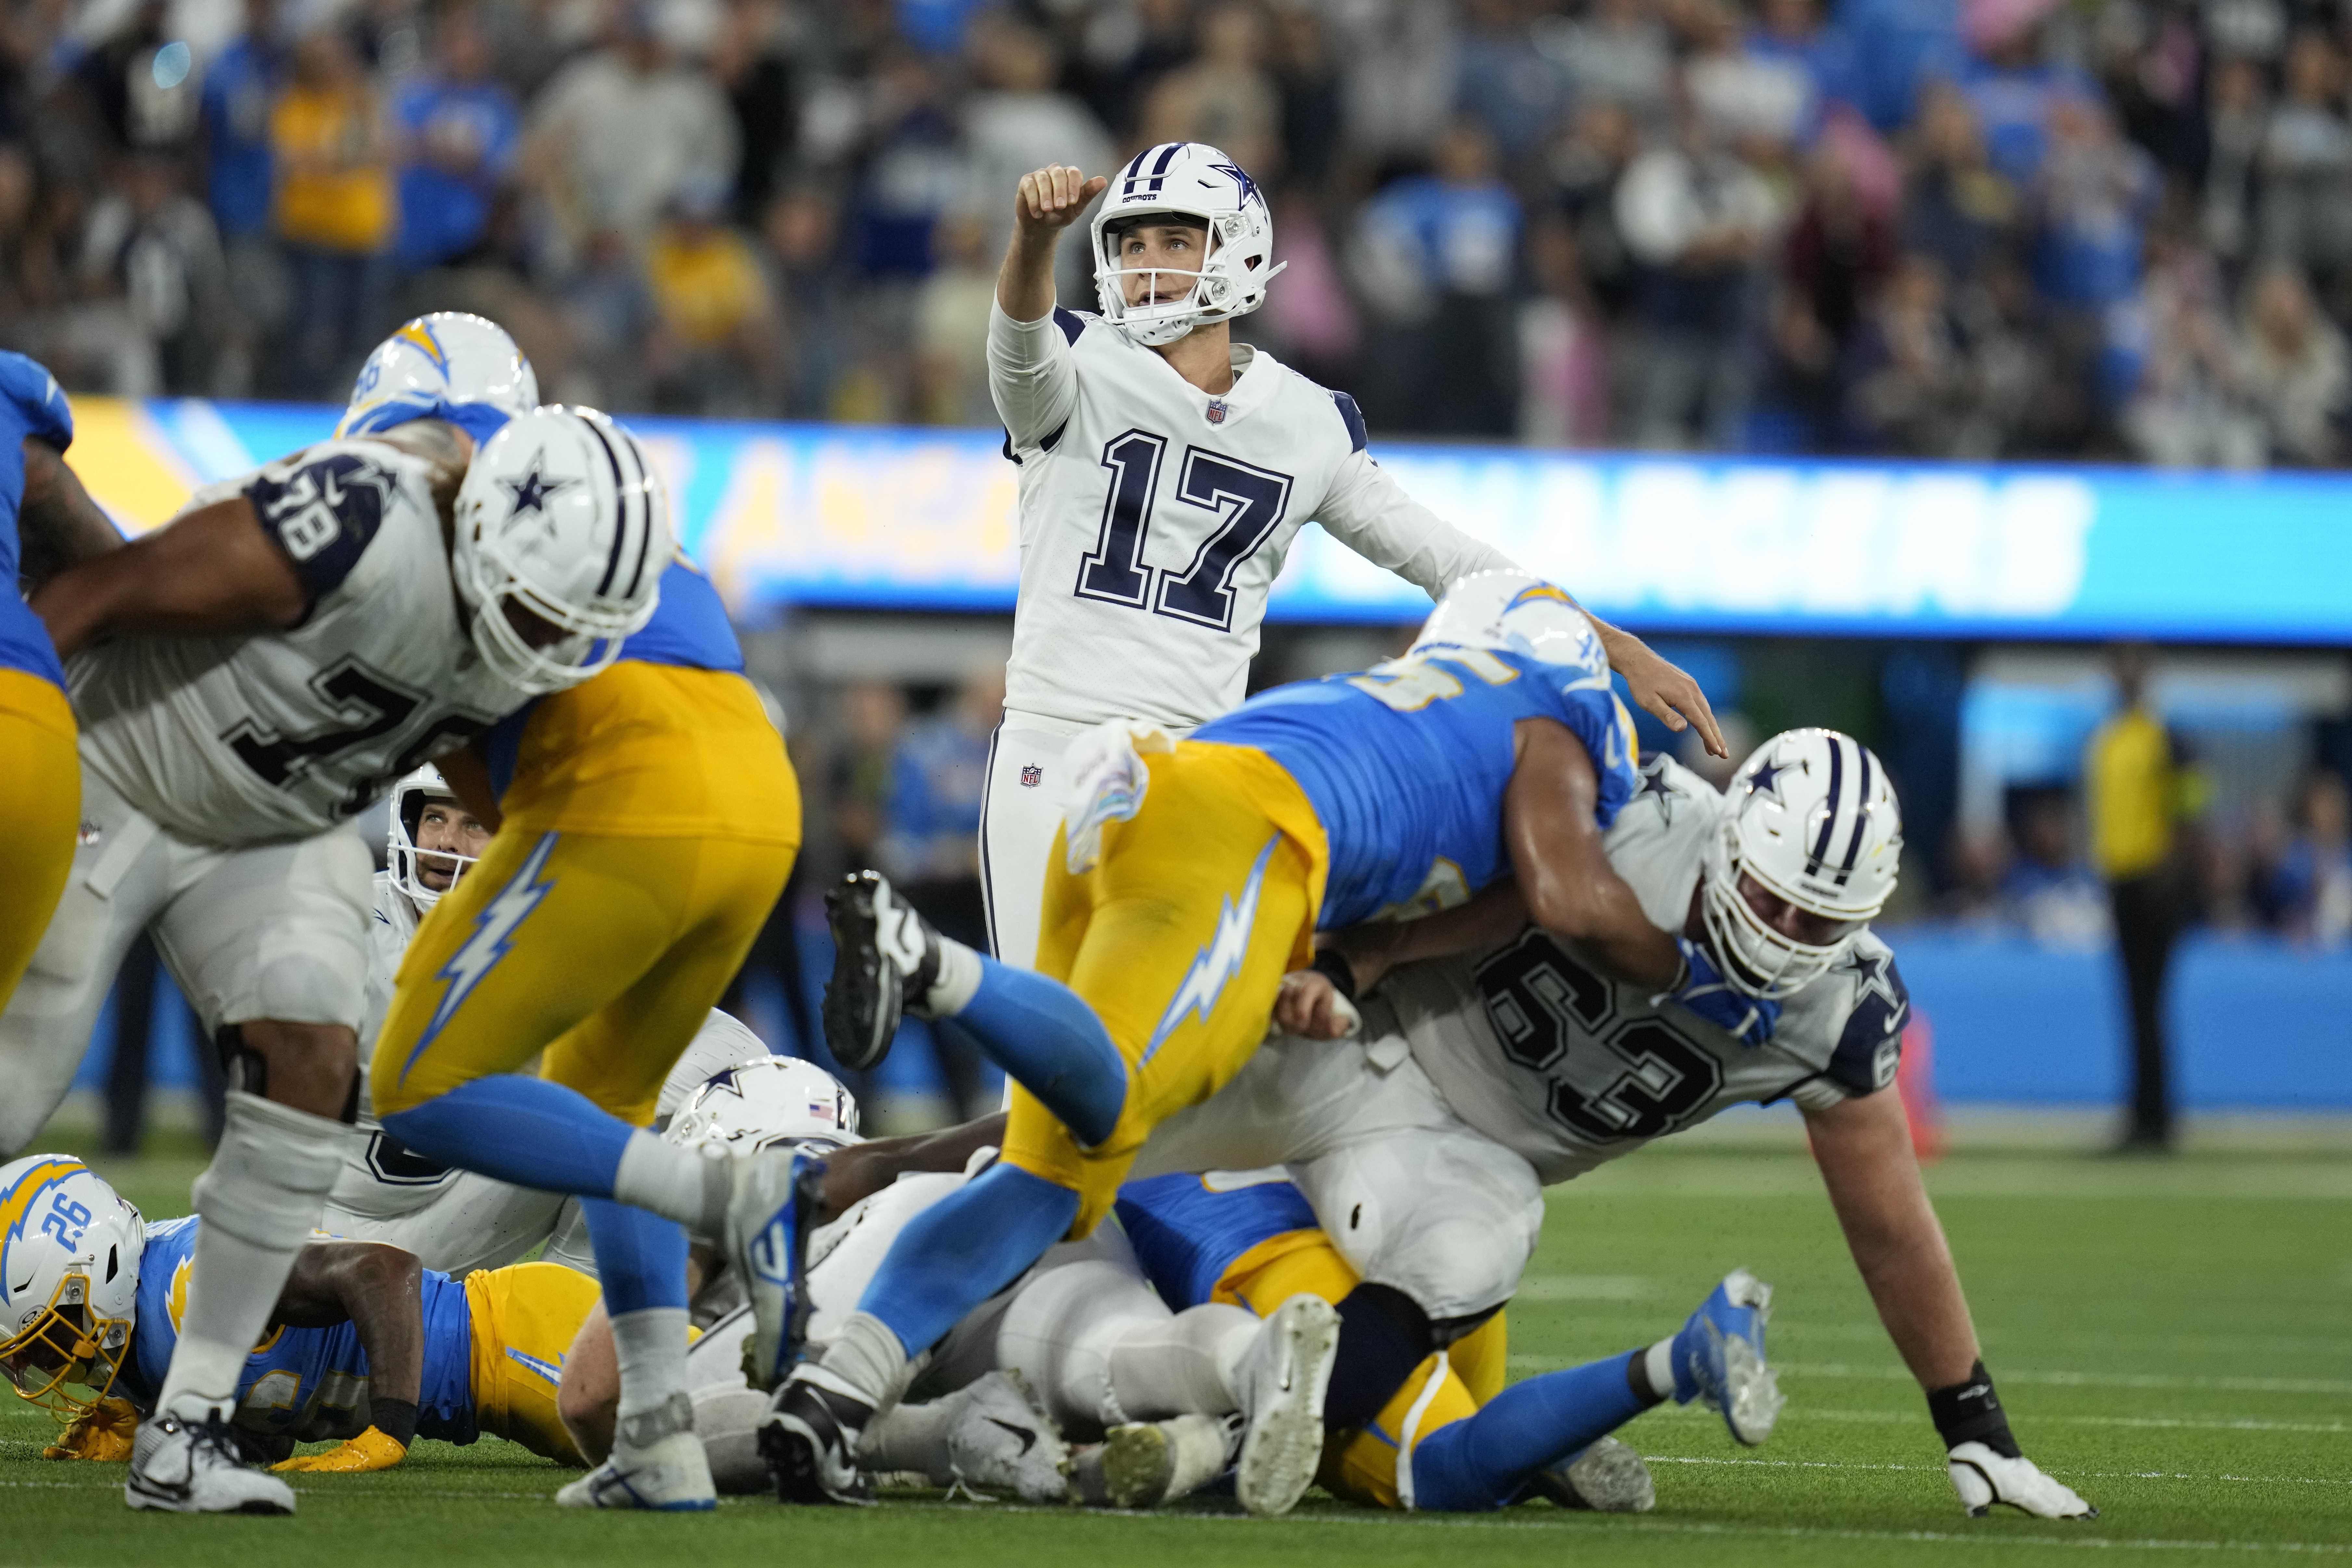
977,148,1725,969
5,405,665,1514
1146,728,2093,1522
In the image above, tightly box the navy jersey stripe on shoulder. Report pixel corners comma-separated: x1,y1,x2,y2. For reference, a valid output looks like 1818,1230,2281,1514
1051,306,1086,346
1823,949,1909,1096
244,450,401,602
1330,390,1369,454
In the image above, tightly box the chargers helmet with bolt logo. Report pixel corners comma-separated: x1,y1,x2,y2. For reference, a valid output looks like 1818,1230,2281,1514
0,1156,145,1420
1703,728,1902,999
1091,142,1285,346
451,405,672,696
340,311,539,437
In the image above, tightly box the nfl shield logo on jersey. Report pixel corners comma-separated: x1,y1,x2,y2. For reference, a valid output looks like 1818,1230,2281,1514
1205,399,1228,425
1021,765,1044,788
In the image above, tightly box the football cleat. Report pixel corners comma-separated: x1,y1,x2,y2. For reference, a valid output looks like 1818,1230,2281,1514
554,1426,717,1511
724,1146,825,1390
761,1367,877,1506
1670,1268,1784,1446
943,1370,1071,1504
1232,1293,1341,1518
124,1414,296,1515
1087,1413,1236,1510
1531,1435,1656,1513
823,871,940,1071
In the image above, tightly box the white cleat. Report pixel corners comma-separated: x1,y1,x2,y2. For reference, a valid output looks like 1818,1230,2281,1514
942,1370,1070,1503
1232,1293,1341,1518
555,1429,717,1511
1091,1413,1237,1510
124,1415,296,1514
1542,1435,1656,1513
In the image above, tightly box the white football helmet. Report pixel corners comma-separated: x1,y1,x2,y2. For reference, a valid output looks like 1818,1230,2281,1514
339,312,539,436
665,1056,862,1158
387,764,481,911
452,405,671,696
0,1156,144,1420
1703,728,1903,999
655,1009,776,1123
1091,142,1285,346
1409,569,1610,684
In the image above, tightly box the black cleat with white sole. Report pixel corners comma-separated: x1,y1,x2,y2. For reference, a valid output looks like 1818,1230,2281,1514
822,871,941,1071
760,1370,877,1506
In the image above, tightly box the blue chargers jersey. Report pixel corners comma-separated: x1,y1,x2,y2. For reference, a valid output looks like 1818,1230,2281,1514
118,1218,477,1444
1115,1173,1320,1312
1197,645,1638,928
0,352,75,688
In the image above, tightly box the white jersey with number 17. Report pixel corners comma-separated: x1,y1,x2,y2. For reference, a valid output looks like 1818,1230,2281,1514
990,302,1513,730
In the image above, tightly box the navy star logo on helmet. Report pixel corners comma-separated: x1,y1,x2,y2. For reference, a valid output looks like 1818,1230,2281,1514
1742,754,1797,805
1207,161,1261,207
499,450,576,522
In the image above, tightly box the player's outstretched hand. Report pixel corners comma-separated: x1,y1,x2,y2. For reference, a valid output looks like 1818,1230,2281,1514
42,1396,139,1461
1947,1443,2097,1519
1273,967,1362,1040
1613,634,1727,759
271,1426,409,1474
1016,164,1109,235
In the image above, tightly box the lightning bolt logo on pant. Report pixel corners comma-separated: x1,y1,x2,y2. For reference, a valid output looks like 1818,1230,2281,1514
399,831,561,1082
1143,835,1279,1064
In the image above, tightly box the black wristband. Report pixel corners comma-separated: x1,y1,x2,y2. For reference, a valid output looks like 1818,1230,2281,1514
368,1397,419,1448
1926,1360,2019,1458
1311,948,1359,1003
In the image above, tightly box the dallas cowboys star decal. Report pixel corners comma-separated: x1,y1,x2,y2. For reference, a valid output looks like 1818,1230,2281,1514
1208,161,1261,207
1636,758,1679,823
1838,946,1904,1021
499,451,575,522
1742,753,1798,804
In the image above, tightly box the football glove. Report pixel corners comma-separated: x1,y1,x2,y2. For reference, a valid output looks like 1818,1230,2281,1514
1947,1442,2096,1519
1664,938,1781,1047
271,1426,409,1474
43,1396,140,1462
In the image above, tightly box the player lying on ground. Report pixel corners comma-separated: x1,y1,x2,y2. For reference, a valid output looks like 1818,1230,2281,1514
1205,729,2093,1521
751,571,1764,1515
5,361,660,1513
0,1154,599,1474
978,150,1724,972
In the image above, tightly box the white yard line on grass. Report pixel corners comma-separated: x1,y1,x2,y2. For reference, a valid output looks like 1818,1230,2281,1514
1648,1456,2352,1487
1516,1356,2352,1398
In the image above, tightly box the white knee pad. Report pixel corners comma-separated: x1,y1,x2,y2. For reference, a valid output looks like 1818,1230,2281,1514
191,1091,352,1250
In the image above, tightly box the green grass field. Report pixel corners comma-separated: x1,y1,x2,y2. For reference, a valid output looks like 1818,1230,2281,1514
7,1127,2348,1567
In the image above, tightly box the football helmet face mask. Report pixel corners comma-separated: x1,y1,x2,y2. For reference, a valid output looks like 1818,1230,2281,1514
387,764,481,911
452,405,671,696
1702,728,1903,999
0,1156,143,1422
665,1056,862,1159
340,311,539,435
1091,142,1285,346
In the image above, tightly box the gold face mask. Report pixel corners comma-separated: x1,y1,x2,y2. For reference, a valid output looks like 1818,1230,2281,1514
1,1275,132,1423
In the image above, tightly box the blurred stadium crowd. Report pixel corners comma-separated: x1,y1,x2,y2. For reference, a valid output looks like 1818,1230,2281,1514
8,0,2352,460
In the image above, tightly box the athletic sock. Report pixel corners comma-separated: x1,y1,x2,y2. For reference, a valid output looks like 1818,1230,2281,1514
580,1197,694,1446
1408,1349,1649,1512
922,955,1124,1147
1647,1336,1687,1403
154,1092,347,1424
857,1388,964,1479
612,1132,734,1237
1108,1303,1259,1420
853,1163,1083,1374
380,1075,634,1194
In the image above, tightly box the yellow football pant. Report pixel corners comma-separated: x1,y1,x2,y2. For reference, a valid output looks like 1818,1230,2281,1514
1005,742,1327,1238
373,828,795,1128
0,671,76,1019
465,1262,602,1464
1211,1221,1508,1512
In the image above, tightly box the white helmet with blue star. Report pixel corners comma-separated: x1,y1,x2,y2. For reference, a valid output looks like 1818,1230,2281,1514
341,312,538,437
665,1056,861,1158
450,405,671,696
1703,728,1903,999
1090,142,1285,346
